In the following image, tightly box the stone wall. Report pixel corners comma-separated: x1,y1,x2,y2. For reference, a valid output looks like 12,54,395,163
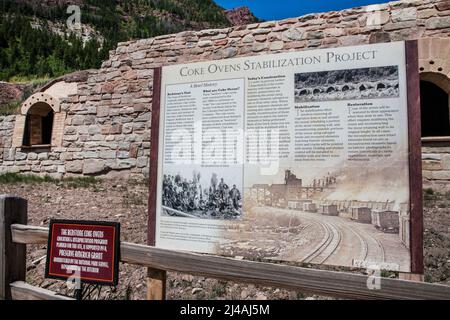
423,146,450,187
0,115,15,168
1,0,450,182
60,67,152,178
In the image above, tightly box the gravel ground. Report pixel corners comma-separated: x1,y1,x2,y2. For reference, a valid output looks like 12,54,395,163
0,179,449,300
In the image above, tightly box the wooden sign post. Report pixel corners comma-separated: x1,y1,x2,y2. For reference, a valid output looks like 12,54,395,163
147,67,167,300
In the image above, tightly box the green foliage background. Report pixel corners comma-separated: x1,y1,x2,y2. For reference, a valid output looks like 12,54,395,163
0,0,231,82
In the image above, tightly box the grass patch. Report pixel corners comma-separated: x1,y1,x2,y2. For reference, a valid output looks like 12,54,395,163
210,281,227,298
0,100,21,116
8,75,51,85
0,172,57,184
423,188,437,200
0,172,99,188
63,176,99,189
423,188,444,207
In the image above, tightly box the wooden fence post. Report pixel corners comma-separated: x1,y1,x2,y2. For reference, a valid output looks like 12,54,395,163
0,195,27,300
146,268,166,300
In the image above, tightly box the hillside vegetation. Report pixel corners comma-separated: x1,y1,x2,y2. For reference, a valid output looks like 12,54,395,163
0,0,233,82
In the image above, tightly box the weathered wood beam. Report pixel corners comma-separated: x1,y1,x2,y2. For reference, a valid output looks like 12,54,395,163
10,281,73,300
11,224,48,245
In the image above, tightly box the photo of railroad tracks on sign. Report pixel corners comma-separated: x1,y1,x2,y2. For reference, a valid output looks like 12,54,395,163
224,161,410,271
294,66,400,103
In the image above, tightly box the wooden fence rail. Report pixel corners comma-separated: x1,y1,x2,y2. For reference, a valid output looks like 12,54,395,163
2,195,450,300
10,281,74,300
9,223,450,300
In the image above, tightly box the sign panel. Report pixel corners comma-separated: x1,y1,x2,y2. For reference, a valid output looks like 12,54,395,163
151,41,422,273
45,220,120,286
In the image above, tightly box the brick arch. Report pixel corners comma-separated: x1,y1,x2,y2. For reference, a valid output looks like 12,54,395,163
420,72,450,94
21,92,60,115
418,38,450,87
12,92,65,148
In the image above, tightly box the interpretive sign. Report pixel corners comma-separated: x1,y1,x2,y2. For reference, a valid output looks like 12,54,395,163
45,220,120,286
149,41,423,273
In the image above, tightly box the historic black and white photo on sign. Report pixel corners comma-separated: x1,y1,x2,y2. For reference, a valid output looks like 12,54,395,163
294,66,400,102
161,169,243,220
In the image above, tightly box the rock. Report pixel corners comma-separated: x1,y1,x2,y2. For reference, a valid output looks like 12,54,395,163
88,126,101,135
255,293,267,300
182,274,194,282
422,160,442,171
110,124,122,134
214,39,228,46
259,21,276,28
27,153,38,160
423,154,442,161
66,160,83,173
383,21,417,31
110,159,136,169
366,11,390,26
282,28,303,41
391,8,417,22
339,35,367,46
304,31,323,40
418,9,437,19
252,28,271,35
38,153,48,160
99,150,116,159
426,16,450,29
441,155,450,170
192,288,203,295
15,152,27,161
137,157,148,168
242,34,254,43
71,115,84,125
198,40,213,47
82,151,99,159
97,106,109,117
325,28,345,37
252,43,268,52
369,32,391,43
240,290,249,299
197,29,220,37
130,51,146,60
83,160,106,175
278,18,299,25
431,170,450,180
220,47,238,59
437,1,450,11
270,41,284,51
